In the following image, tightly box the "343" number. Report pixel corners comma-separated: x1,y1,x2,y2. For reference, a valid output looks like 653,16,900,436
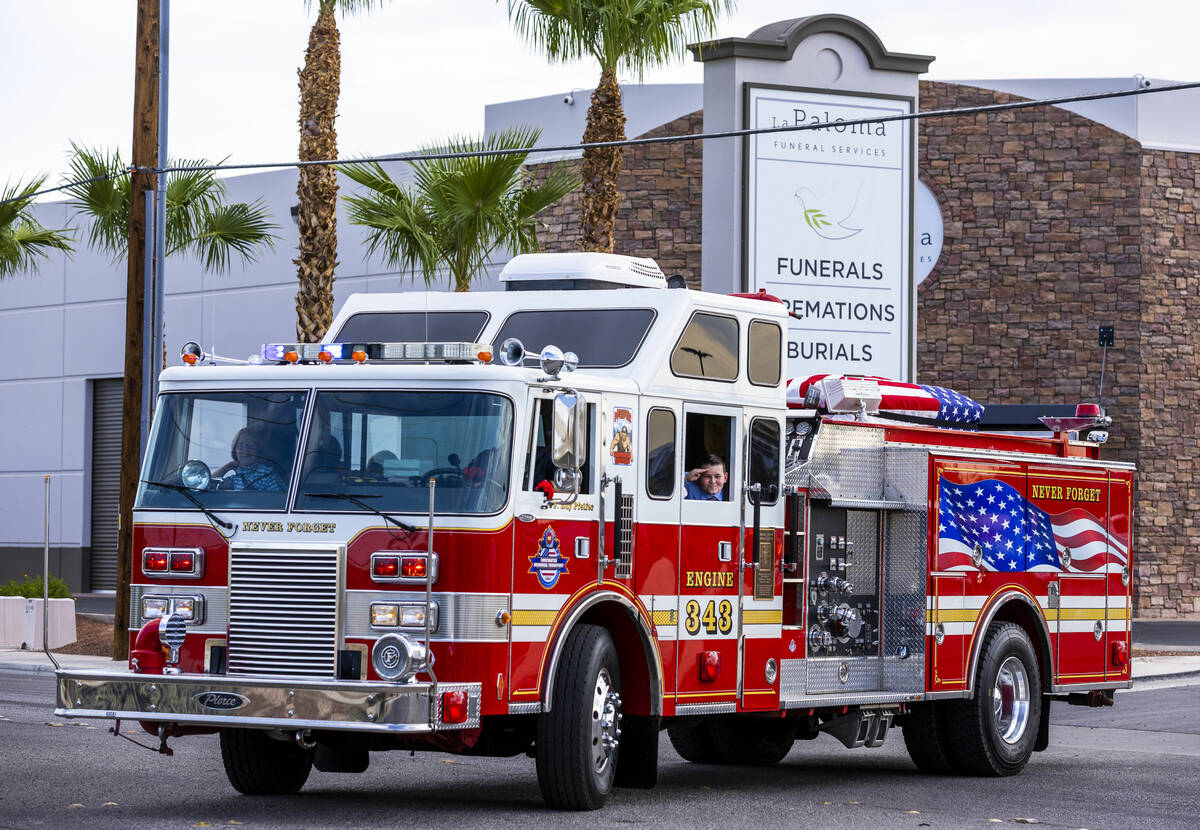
684,599,733,636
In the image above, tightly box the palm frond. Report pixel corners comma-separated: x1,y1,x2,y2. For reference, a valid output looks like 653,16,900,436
506,0,733,74
342,162,441,283
63,143,131,259
345,124,578,290
190,200,279,274
0,175,75,278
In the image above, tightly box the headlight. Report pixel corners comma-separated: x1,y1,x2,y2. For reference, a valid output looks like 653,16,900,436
142,597,171,619
370,601,438,631
170,596,199,622
142,594,204,624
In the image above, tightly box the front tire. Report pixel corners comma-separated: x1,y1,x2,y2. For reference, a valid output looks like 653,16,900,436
220,728,314,794
536,625,623,810
946,622,1042,776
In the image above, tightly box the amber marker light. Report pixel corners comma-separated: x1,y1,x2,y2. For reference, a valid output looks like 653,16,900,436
318,350,334,363
351,349,367,364
182,353,198,365
477,349,493,363
283,350,300,364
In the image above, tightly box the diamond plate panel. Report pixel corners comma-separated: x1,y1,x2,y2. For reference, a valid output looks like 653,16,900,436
780,657,805,699
806,656,881,694
880,510,927,693
846,511,879,596
884,446,929,507
787,424,928,511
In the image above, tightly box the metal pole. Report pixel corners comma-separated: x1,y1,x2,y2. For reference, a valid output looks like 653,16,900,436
139,191,155,458
425,480,438,723
43,475,60,669
151,0,170,406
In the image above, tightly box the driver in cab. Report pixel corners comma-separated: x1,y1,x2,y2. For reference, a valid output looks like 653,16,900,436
214,427,287,491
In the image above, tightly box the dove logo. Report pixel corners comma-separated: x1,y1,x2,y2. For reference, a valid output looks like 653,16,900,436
795,188,861,240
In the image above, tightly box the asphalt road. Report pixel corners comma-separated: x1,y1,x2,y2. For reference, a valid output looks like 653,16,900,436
2,671,1198,830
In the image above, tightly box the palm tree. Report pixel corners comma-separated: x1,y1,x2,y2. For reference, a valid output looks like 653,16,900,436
296,0,386,342
0,176,74,279
505,0,732,252
64,143,277,272
342,125,579,292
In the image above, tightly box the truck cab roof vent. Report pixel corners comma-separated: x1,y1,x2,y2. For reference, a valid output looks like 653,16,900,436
500,252,667,290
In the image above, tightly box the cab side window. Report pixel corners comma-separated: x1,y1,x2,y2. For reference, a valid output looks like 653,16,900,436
748,417,781,504
523,398,594,495
683,412,733,501
645,409,676,499
748,320,783,387
671,312,739,382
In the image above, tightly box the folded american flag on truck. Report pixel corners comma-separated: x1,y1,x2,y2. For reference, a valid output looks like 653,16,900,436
788,374,985,424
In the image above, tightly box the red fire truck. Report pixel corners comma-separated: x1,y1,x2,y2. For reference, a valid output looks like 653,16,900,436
55,253,1132,810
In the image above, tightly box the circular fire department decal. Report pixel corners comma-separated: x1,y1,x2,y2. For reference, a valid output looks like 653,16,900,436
528,526,569,590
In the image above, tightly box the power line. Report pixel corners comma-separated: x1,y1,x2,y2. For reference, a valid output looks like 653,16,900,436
5,79,1200,207
1,168,136,207
147,79,1200,173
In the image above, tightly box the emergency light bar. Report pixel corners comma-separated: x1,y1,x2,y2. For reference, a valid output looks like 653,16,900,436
260,341,494,365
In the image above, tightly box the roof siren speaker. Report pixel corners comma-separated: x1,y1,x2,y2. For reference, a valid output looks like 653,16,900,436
498,338,526,367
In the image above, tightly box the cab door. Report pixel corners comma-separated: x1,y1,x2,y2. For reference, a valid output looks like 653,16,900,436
739,411,784,711
675,402,740,709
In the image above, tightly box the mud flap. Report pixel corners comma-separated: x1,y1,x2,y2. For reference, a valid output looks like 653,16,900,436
1034,694,1051,752
614,715,659,789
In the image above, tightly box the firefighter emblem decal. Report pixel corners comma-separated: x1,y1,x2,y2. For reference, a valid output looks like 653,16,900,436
609,406,634,466
529,526,569,589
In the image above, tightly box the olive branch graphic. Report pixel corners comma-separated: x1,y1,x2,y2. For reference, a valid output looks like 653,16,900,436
804,208,832,230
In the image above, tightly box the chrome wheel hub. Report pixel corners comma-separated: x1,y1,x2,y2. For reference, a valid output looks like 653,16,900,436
992,655,1031,744
590,668,622,775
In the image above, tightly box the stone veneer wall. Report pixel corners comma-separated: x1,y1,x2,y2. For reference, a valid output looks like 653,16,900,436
1135,149,1200,616
528,85,1197,617
534,112,705,286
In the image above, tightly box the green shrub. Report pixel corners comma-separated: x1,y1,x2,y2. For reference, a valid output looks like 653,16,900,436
0,574,73,599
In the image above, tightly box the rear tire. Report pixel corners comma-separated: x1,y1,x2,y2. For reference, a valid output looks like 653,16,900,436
536,625,622,810
666,720,721,764
901,703,957,773
707,715,795,766
219,729,314,795
946,622,1042,776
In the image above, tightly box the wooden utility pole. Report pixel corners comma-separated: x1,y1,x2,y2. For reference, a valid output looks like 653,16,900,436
113,0,160,659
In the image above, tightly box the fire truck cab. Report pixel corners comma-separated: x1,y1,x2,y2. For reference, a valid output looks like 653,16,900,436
55,253,1133,810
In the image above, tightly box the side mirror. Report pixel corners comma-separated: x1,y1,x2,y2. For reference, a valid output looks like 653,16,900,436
552,391,586,471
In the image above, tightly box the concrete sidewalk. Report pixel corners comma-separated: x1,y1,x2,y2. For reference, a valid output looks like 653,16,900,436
4,647,1199,683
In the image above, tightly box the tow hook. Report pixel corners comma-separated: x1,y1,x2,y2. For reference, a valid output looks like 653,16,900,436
294,730,316,749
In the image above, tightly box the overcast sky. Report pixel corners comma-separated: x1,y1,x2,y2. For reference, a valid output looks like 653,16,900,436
3,0,1196,188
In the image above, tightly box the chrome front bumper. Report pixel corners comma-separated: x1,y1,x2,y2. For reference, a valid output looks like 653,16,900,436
55,669,481,733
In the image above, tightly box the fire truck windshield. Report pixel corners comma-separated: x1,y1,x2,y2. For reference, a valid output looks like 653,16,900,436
294,390,513,515
136,391,309,511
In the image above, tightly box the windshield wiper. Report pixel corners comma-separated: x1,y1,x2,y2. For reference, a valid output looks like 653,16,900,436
143,480,234,531
305,492,418,534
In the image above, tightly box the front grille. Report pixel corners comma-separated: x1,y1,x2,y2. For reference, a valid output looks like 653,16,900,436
227,546,340,678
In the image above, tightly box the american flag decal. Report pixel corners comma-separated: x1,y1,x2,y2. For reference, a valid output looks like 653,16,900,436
936,477,1128,573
